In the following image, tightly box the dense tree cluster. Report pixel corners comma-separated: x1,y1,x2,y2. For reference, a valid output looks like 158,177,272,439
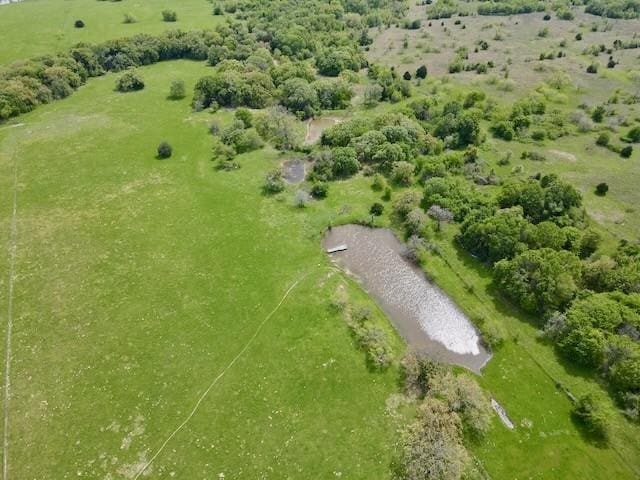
0,30,220,120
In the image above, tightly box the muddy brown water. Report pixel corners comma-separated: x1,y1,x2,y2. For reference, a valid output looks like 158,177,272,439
323,225,491,373
304,117,340,145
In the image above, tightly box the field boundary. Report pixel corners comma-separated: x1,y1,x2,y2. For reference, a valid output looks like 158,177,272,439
133,273,308,479
2,150,18,480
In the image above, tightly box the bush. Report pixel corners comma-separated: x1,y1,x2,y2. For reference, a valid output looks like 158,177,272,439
123,13,137,24
627,126,640,143
162,10,177,22
311,182,328,198
74,20,85,28
116,71,144,92
391,161,415,186
416,65,428,79
370,202,384,216
595,182,609,195
294,190,311,208
263,170,285,194
573,393,611,441
157,142,173,159
596,132,610,146
587,63,599,74
620,145,633,158
168,79,186,99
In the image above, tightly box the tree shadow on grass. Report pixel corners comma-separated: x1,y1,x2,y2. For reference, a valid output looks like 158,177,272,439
570,412,611,449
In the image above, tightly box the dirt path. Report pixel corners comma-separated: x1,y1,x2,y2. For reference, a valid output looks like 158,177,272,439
3,150,18,480
133,274,309,479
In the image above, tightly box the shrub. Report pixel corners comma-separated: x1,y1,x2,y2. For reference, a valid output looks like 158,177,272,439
391,161,415,186
123,13,137,24
620,145,633,158
627,126,640,143
116,71,144,92
168,79,186,99
370,202,384,216
311,182,328,198
263,170,285,194
596,132,610,146
162,10,177,22
416,65,428,79
575,33,583,41
74,20,85,28
234,108,253,128
294,190,311,208
573,393,611,441
595,182,609,195
586,63,599,74
372,173,387,191
157,142,173,159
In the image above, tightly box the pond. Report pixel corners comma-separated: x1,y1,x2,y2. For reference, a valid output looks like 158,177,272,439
282,159,306,184
323,225,491,373
304,117,340,145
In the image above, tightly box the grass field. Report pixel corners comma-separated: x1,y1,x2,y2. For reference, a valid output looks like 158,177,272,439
0,61,407,479
0,0,221,64
2,1,640,479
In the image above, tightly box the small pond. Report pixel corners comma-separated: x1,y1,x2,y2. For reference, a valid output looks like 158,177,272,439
323,224,491,373
304,117,340,145
282,159,306,184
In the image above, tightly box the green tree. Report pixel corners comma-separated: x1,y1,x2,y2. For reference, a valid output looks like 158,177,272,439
494,248,582,313
279,77,319,119
168,79,186,99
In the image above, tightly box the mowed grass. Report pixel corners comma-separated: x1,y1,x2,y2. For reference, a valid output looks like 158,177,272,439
0,61,405,478
0,0,222,64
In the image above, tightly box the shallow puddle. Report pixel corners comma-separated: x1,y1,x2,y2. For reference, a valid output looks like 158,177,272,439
323,225,491,372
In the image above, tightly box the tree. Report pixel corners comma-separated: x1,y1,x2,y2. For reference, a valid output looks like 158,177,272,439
331,147,360,178
405,208,428,236
370,203,384,216
391,161,415,186
403,71,412,81
294,190,311,208
416,65,428,79
157,142,172,159
494,248,582,313
364,84,383,107
279,77,319,119
116,71,144,92
627,126,640,143
573,393,611,441
74,20,85,28
162,10,177,22
263,169,285,194
596,132,610,146
459,207,528,262
558,326,607,367
427,205,454,231
254,107,303,150
621,145,633,158
168,79,186,99
311,182,328,198
393,190,422,219
595,182,610,196
399,398,469,480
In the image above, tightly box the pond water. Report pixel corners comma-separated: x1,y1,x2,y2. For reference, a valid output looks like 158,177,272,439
323,225,491,372
282,159,306,184
304,117,340,145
